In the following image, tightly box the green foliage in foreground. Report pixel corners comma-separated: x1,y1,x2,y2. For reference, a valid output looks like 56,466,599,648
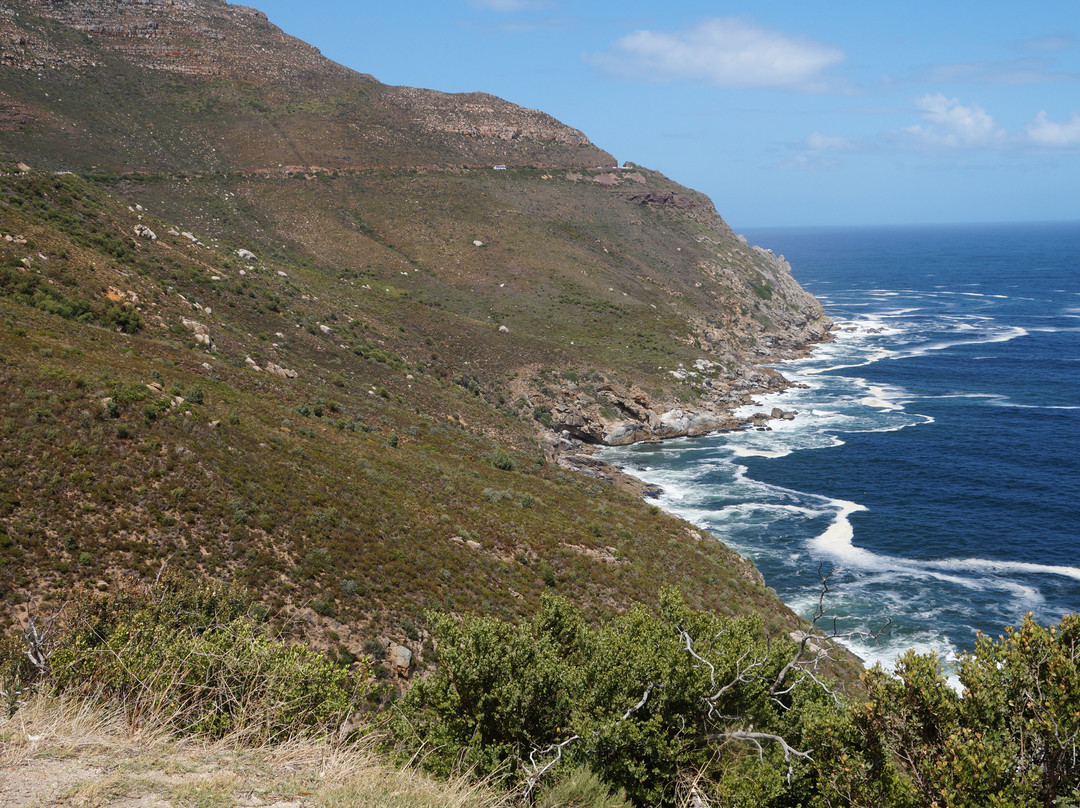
4,574,369,742
860,613,1080,808
391,591,890,807
4,578,1078,807
392,596,1080,808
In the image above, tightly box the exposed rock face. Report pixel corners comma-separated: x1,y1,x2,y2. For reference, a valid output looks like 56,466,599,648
180,317,212,348
5,0,613,171
266,362,297,379
386,88,597,149
517,357,804,463
6,0,323,82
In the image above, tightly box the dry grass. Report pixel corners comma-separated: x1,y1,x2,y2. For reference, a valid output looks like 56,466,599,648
0,693,511,807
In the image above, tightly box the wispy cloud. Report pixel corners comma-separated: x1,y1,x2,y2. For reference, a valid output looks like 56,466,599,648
1020,34,1077,53
593,17,845,91
921,58,1077,86
777,131,853,170
806,132,852,152
903,93,1005,148
1026,111,1080,148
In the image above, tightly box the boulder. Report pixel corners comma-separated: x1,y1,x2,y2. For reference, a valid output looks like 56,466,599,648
603,420,652,445
181,317,209,336
266,362,298,379
134,224,157,240
236,248,257,261
389,644,413,676
655,409,725,438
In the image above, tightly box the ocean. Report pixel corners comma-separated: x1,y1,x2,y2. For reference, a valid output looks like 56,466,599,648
602,222,1080,669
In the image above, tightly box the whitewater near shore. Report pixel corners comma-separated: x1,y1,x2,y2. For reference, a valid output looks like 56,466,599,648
604,221,1080,668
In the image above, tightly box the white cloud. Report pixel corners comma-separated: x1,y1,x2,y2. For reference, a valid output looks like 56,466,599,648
806,132,851,152
1026,111,1080,147
595,17,844,90
904,94,1005,148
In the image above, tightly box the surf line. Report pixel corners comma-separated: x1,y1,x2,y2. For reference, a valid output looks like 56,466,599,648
809,497,1080,584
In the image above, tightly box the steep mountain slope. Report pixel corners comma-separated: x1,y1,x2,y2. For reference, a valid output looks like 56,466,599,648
0,0,841,675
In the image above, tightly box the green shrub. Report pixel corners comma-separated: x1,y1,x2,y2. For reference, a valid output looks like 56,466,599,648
392,603,578,781
539,561,556,587
392,592,859,807
11,575,368,742
857,613,1080,808
491,448,514,472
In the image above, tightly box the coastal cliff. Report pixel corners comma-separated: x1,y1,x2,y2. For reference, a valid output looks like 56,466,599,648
0,0,830,664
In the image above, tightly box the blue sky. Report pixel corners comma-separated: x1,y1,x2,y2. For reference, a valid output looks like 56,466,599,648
246,1,1080,228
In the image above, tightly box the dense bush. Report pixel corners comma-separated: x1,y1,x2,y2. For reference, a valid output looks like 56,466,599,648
393,591,863,807
6,575,1078,806
858,613,1080,808
394,595,1080,808
0,266,144,333
4,574,368,742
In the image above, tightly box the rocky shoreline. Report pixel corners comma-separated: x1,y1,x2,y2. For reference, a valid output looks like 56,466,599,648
525,320,834,499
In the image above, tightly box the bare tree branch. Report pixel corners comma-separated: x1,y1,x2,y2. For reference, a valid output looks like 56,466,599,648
623,681,658,721
522,733,581,800
21,599,67,678
520,680,660,799
706,730,814,783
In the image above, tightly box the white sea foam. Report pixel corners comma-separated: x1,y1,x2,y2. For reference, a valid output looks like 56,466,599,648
605,272,1078,673
731,447,792,458
803,498,1077,602
887,325,1028,360
862,385,905,410
810,498,870,557
935,557,1080,581
985,399,1080,410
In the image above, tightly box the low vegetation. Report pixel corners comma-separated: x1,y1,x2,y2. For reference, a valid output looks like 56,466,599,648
2,694,509,808
2,576,1078,807
0,167,817,663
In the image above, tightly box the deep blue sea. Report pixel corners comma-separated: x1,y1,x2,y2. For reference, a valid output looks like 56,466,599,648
603,222,1080,670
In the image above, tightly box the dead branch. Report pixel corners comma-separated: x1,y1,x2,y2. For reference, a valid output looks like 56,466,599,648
522,734,580,800
623,680,658,720
21,599,67,678
706,730,813,783
521,680,660,800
